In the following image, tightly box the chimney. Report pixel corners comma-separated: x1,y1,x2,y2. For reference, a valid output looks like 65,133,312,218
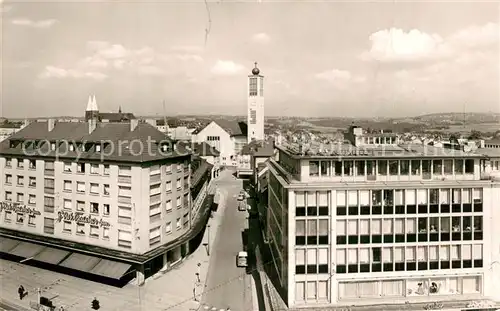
48,119,56,132
130,119,139,131
88,119,97,134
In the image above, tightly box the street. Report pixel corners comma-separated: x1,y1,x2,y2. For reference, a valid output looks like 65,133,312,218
201,169,253,311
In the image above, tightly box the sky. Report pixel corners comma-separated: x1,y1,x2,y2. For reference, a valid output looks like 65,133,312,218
1,0,499,118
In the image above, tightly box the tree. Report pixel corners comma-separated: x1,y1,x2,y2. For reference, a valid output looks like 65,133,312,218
468,130,482,140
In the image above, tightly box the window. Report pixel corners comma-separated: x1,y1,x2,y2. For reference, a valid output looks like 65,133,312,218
28,177,36,187
344,161,353,176
176,178,181,189
28,194,36,205
336,190,346,215
76,163,85,173
378,160,387,175
90,183,99,194
165,164,172,173
454,159,464,174
320,161,330,176
389,160,398,175
4,211,12,221
98,204,108,216
76,200,85,211
309,161,319,177
150,203,161,216
5,191,12,201
444,160,453,174
44,178,54,190
63,199,71,210
118,206,132,224
96,145,101,152
44,196,54,212
63,180,72,191
166,222,172,234
90,164,99,174
103,164,110,175
16,213,24,223
166,200,172,212
17,159,24,168
176,196,182,208
166,181,172,192
28,215,35,225
63,162,72,172
5,158,12,167
76,182,85,193
149,226,161,245
103,184,110,195
465,159,474,173
16,193,24,203
118,186,131,197
90,225,99,237
355,161,365,176
76,223,85,234
43,217,55,234
118,230,132,248
91,202,99,214
103,227,109,239
433,160,443,174
176,218,181,229
400,160,409,175
411,160,420,175
17,176,24,186
63,221,72,232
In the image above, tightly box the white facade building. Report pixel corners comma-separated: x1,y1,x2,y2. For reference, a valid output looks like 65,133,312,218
264,128,500,309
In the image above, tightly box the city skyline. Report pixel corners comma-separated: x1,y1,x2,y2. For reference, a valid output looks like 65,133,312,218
1,1,499,118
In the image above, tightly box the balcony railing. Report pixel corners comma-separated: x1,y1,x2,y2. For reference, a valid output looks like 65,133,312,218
118,196,132,204
150,174,161,184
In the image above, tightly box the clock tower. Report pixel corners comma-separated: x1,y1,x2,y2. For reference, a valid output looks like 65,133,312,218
247,62,265,143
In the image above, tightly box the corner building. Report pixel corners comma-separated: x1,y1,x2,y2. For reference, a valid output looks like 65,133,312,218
265,127,500,308
0,119,211,285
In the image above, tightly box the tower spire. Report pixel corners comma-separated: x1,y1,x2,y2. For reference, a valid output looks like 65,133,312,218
92,95,98,111
86,95,93,111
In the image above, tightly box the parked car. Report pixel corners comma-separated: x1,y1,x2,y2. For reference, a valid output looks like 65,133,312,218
236,251,248,267
237,193,245,201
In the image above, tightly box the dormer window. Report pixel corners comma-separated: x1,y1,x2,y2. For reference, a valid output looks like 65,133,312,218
161,144,171,152
96,145,101,152
51,143,56,151
69,144,75,151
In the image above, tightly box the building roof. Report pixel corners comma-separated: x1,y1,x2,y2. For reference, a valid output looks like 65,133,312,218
178,141,220,157
191,156,214,186
485,137,500,144
278,142,486,159
477,148,500,158
214,120,247,136
241,140,274,157
0,121,190,163
98,112,136,122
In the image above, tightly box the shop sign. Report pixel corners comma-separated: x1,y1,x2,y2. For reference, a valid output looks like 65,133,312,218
57,211,110,228
0,201,41,216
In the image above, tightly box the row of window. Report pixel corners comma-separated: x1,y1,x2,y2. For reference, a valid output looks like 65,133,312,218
334,216,483,244
60,220,110,239
333,276,481,301
309,159,475,177
148,214,189,246
4,175,36,187
334,244,483,273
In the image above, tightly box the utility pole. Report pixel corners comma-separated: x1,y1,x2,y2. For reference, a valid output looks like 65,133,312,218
207,224,211,256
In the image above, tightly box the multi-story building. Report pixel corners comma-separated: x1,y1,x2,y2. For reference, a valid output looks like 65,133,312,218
0,118,213,285
264,126,500,309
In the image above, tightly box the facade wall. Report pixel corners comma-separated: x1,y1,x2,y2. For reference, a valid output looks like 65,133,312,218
247,75,264,143
0,155,190,255
267,160,500,308
194,122,234,166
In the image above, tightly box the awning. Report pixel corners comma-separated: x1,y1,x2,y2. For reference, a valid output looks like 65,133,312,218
10,242,45,258
0,238,20,253
90,259,132,279
59,253,101,272
33,247,70,265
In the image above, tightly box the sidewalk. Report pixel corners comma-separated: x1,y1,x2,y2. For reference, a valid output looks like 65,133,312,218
0,186,229,311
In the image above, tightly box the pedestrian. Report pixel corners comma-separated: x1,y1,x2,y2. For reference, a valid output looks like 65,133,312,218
18,285,25,300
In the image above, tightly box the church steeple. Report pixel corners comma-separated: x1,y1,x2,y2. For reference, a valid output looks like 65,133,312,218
85,94,99,121
118,106,122,114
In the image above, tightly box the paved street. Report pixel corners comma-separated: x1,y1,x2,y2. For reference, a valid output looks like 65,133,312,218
202,169,253,311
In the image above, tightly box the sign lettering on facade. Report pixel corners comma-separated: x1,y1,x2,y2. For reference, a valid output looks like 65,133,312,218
0,201,41,216
57,211,110,228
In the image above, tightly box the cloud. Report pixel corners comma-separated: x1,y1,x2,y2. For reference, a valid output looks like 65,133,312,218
361,22,499,64
314,69,366,86
252,33,271,44
39,41,204,80
39,66,107,81
11,18,58,29
211,60,245,75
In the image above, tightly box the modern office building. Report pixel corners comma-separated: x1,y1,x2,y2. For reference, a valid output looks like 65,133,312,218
264,126,500,309
0,116,213,286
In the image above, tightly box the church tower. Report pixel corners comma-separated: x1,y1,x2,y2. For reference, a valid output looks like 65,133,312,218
247,62,264,143
85,95,99,121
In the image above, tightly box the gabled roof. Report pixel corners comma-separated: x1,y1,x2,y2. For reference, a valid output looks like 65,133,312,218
214,120,247,136
241,140,274,157
99,112,136,122
1,121,189,163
